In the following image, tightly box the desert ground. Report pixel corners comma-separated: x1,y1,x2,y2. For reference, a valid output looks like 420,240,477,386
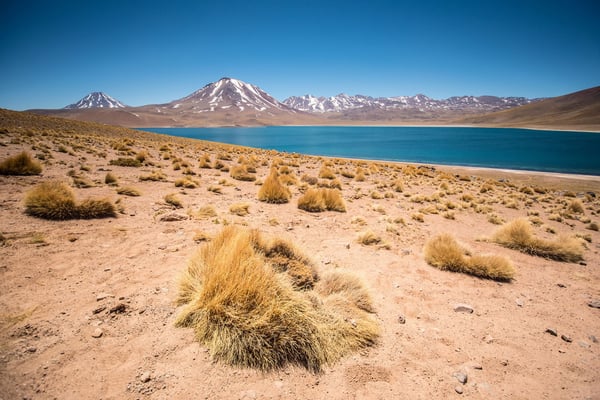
0,110,599,399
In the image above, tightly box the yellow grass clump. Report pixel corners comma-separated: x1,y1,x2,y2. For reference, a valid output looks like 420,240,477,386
297,188,346,212
230,165,256,181
0,151,42,175
424,234,515,281
24,181,115,220
229,202,250,216
258,168,291,204
492,218,584,263
175,226,379,372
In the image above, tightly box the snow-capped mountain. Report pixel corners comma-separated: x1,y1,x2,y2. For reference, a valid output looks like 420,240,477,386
167,77,295,113
283,93,537,113
64,92,126,109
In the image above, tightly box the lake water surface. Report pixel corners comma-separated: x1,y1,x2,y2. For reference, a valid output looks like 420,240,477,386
140,126,600,175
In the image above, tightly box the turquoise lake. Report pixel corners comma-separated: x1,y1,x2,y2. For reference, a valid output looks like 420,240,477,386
140,126,600,176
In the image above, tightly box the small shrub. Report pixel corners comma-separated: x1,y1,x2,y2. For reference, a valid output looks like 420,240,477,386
175,177,199,188
258,168,291,204
318,165,336,180
175,226,379,372
165,193,183,208
0,151,42,175
229,203,250,216
492,218,584,262
104,172,118,185
109,157,141,167
587,222,599,231
116,186,141,196
568,199,584,214
298,188,346,213
424,234,514,281
24,181,115,220
411,213,424,222
230,165,256,181
357,230,381,246
139,171,166,181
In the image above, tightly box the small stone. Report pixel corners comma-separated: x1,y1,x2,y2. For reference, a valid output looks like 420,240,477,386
589,335,598,343
455,386,463,394
470,362,483,370
556,283,566,288
345,243,350,249
454,304,474,314
26,347,37,353
92,306,106,314
453,371,468,384
588,300,600,309
578,341,590,349
545,328,558,336
500,360,509,366
579,261,587,266
140,371,151,383
109,303,127,314
398,315,406,324
561,335,572,343
92,328,103,338
96,293,114,301
515,299,524,307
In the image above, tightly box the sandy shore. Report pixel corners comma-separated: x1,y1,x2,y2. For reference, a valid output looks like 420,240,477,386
1,113,599,399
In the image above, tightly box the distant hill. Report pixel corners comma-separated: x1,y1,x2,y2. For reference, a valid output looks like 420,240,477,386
456,86,600,131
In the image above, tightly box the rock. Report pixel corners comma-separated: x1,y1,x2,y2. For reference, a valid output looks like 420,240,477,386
500,360,509,366
159,212,188,222
579,261,587,266
470,362,483,370
578,341,590,348
556,283,566,288
92,306,106,314
453,371,468,384
140,371,151,383
26,347,37,353
455,386,463,394
454,304,474,314
109,303,127,314
96,293,114,301
545,328,558,336
345,243,350,249
561,334,572,343
398,315,406,324
588,300,600,309
92,328,103,338
589,335,598,343
515,299,524,307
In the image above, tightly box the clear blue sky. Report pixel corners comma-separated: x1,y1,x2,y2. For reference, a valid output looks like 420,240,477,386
1,0,599,110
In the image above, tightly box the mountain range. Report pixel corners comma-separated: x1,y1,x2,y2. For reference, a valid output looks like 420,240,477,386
27,77,600,130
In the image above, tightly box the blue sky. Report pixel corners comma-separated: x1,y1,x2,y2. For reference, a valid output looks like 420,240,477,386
1,0,599,110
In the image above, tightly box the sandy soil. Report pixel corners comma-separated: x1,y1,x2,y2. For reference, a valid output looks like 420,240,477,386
1,122,599,400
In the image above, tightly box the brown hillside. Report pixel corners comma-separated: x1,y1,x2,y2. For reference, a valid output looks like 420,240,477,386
457,86,600,131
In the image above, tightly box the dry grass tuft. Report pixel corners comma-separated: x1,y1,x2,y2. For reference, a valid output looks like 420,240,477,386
165,193,183,208
175,226,378,372
104,172,118,185
229,202,250,216
492,218,584,262
230,165,256,181
116,186,141,196
567,199,584,214
24,181,115,220
258,168,291,204
357,230,381,246
424,234,514,281
109,157,141,167
0,151,42,175
297,188,346,213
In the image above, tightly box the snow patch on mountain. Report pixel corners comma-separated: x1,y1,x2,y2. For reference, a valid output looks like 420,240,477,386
65,92,126,109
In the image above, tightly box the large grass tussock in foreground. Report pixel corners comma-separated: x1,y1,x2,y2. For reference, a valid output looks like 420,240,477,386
424,234,515,281
24,181,116,220
175,226,379,372
493,218,584,262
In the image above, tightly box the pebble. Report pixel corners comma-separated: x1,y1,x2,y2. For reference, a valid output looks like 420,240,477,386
454,304,474,314
470,362,483,370
515,299,524,307
579,262,587,266
588,300,600,309
454,386,463,394
92,328,103,338
96,293,114,301
589,335,598,343
140,371,151,383
578,341,590,349
556,283,566,288
398,315,406,324
453,371,468,384
26,347,37,353
545,328,558,336
561,335,572,343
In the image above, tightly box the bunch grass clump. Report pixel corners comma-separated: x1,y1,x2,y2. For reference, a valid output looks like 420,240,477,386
24,181,115,220
230,165,256,181
492,218,584,262
258,168,291,204
109,157,142,167
297,188,346,213
0,151,42,175
424,234,514,281
175,226,379,372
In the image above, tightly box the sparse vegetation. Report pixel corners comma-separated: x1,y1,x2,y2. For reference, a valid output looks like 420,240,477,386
165,193,183,208
175,226,379,372
297,188,346,212
109,157,142,167
424,234,514,281
492,218,584,262
0,151,42,175
116,186,141,196
24,181,115,220
258,168,291,203
229,202,250,216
